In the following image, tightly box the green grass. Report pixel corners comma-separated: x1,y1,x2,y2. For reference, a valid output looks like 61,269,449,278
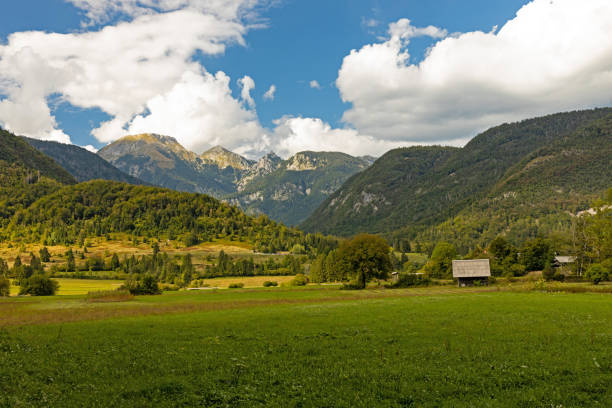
0,289,610,407
9,278,124,296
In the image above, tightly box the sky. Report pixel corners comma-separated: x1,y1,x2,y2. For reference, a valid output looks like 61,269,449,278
1,0,611,158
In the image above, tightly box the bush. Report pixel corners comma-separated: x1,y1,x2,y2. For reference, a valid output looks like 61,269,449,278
263,281,278,287
19,275,59,296
122,275,161,295
0,276,10,297
542,263,555,281
290,274,308,286
228,283,244,289
585,264,609,285
385,273,430,288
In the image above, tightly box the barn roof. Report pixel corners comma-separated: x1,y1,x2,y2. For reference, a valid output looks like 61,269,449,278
554,256,575,264
452,259,491,278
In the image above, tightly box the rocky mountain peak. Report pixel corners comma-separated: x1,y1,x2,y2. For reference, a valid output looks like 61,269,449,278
286,152,326,171
200,145,254,170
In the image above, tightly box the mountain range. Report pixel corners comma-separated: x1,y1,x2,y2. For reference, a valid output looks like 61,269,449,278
98,134,372,225
302,108,612,251
22,137,146,185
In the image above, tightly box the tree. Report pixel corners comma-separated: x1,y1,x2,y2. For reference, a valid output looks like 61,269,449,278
19,275,59,296
39,247,51,262
109,253,120,270
180,254,194,287
309,254,327,283
423,242,457,279
29,253,43,273
585,264,609,285
0,257,8,277
65,249,76,272
337,234,392,289
0,276,9,297
521,238,552,272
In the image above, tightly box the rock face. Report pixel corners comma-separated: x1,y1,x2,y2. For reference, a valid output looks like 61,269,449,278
200,145,255,170
98,134,245,196
228,151,372,225
98,135,373,225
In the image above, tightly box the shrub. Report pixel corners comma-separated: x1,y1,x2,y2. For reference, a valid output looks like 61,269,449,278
19,275,59,296
86,289,134,302
228,283,244,289
263,281,278,287
122,276,162,295
0,276,10,297
585,264,609,285
385,273,430,288
290,274,308,286
542,263,555,281
341,282,365,290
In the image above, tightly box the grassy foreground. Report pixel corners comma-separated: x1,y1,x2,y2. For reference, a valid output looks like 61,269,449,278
0,289,610,407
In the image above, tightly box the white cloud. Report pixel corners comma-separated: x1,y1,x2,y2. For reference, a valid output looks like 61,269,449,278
263,84,276,100
67,0,265,25
337,0,612,145
309,80,321,89
271,116,399,158
81,144,98,153
238,75,256,108
0,2,259,147
126,70,264,154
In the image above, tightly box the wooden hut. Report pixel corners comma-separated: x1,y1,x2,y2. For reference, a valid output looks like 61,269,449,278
452,259,491,287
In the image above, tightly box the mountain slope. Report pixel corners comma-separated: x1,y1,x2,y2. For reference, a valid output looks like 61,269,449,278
437,113,612,249
302,108,612,238
229,151,371,225
98,134,243,196
98,134,372,225
2,180,307,253
0,128,76,222
23,137,146,185
0,129,76,185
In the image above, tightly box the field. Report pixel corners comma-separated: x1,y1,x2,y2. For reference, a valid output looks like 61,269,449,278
1,287,610,407
9,278,124,296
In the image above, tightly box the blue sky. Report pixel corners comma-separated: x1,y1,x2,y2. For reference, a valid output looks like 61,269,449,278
1,0,611,157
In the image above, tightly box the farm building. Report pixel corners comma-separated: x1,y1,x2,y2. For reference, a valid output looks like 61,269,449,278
452,259,491,287
553,255,575,274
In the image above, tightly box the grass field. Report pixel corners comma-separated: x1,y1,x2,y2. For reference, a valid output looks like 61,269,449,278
1,287,610,407
9,278,124,296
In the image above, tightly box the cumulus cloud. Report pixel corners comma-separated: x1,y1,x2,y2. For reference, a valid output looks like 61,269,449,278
337,0,612,145
67,0,266,25
127,70,264,154
238,75,256,108
263,84,276,100
309,80,321,89
81,144,98,153
271,116,399,158
0,2,259,148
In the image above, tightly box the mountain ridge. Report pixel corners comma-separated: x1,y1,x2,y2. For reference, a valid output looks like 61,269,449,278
98,134,373,225
301,108,612,247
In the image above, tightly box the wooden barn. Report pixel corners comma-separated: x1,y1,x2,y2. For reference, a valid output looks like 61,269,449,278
452,259,491,287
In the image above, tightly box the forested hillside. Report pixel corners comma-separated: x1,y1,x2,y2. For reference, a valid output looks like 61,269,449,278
421,114,612,252
0,128,76,221
0,129,76,185
303,108,612,251
23,137,147,185
2,180,312,253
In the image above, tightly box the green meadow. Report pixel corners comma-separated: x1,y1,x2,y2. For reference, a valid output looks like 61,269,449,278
1,288,610,407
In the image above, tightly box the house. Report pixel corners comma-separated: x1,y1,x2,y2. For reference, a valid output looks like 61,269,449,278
553,255,575,274
452,259,491,287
